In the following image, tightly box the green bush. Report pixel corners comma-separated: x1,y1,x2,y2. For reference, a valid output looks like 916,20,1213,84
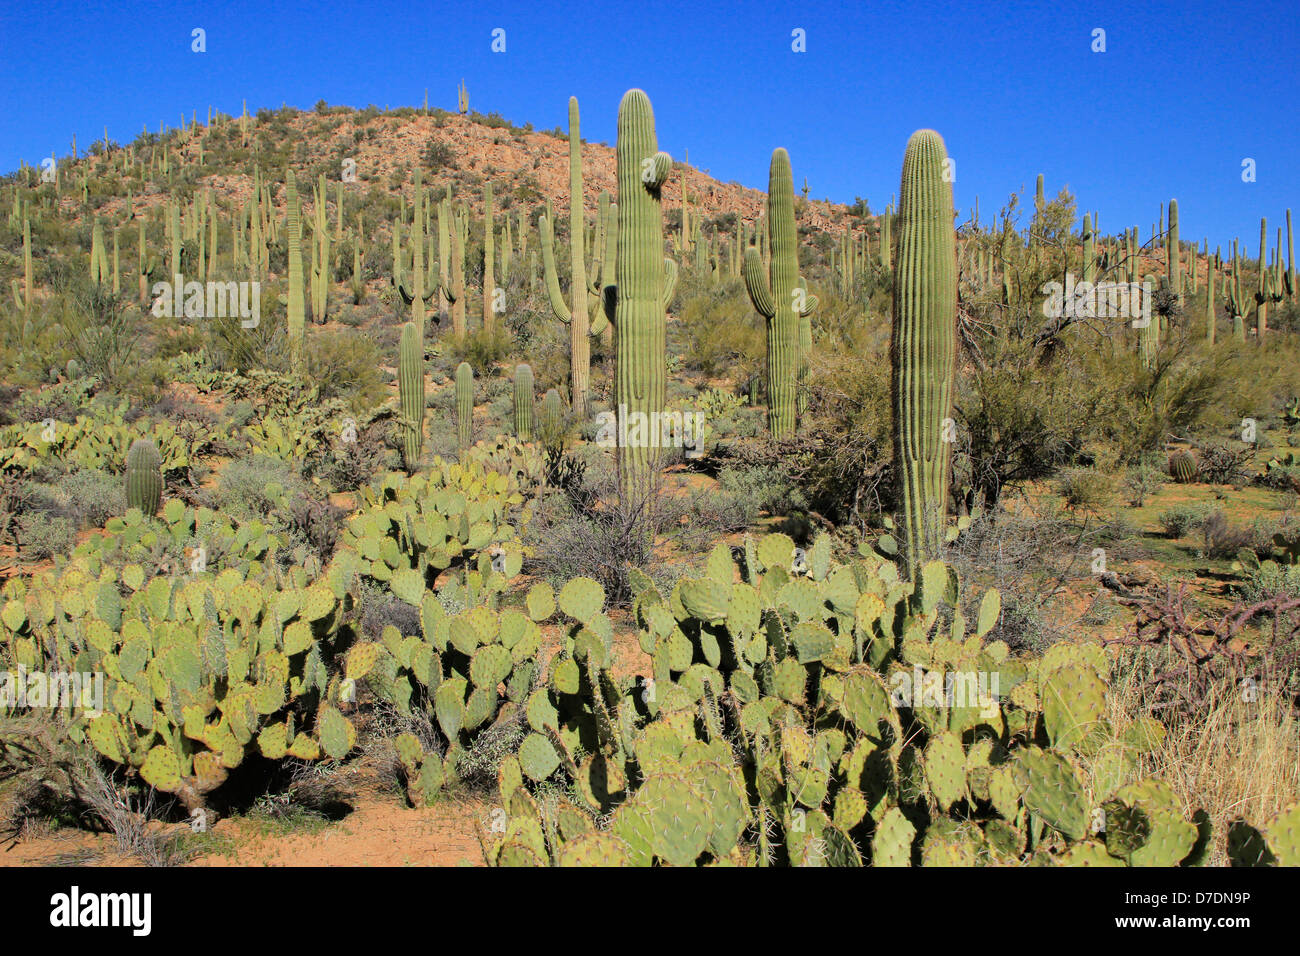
1159,505,1203,539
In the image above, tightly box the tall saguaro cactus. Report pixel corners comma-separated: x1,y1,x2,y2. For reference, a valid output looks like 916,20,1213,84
513,363,535,440
125,438,162,516
1225,240,1249,342
743,148,818,439
482,182,496,333
609,89,677,519
540,97,610,418
1255,218,1270,340
1287,209,1296,303
285,169,306,373
399,170,438,337
891,130,957,579
1167,198,1181,305
398,322,425,471
455,361,473,452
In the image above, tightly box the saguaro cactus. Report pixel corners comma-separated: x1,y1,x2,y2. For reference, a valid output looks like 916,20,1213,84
1205,251,1217,344
1167,198,1181,305
398,322,425,471
285,169,306,373
539,388,564,448
608,89,677,517
398,170,438,337
513,363,535,440
1255,218,1270,340
1287,209,1296,303
455,361,473,451
540,97,611,418
438,195,467,336
891,130,957,579
1225,241,1249,342
482,182,496,334
126,438,162,516
743,148,818,439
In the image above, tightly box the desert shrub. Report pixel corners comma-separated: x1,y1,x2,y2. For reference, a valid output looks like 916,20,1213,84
1197,441,1255,485
60,283,142,388
421,137,456,172
1056,467,1115,514
445,326,511,376
216,456,310,518
677,292,764,382
1197,509,1253,559
17,512,76,560
308,331,386,409
1123,462,1164,507
1159,505,1203,539
714,462,795,524
55,469,125,528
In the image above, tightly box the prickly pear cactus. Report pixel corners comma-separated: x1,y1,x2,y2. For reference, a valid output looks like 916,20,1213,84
477,534,1207,868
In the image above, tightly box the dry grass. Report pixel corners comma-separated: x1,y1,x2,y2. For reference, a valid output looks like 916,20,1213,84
1091,649,1299,865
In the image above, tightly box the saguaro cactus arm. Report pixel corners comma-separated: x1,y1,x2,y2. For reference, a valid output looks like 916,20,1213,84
743,247,775,318
538,211,572,324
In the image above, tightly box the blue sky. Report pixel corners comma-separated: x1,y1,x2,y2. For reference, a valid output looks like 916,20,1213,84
1,0,1296,254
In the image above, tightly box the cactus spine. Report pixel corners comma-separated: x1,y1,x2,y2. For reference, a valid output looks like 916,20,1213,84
891,130,957,579
398,322,425,471
610,89,677,517
286,169,306,373
125,438,162,516
513,364,536,440
455,361,473,451
743,148,817,439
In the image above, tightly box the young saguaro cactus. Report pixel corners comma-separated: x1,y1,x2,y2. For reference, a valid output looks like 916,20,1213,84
608,89,678,517
743,148,818,439
455,361,474,452
513,363,536,440
891,130,957,579
125,438,162,516
398,322,425,471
